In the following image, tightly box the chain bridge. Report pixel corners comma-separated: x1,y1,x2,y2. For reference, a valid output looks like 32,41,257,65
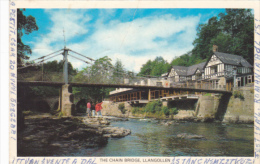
18,47,232,116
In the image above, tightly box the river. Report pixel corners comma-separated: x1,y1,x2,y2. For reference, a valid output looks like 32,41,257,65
70,118,253,157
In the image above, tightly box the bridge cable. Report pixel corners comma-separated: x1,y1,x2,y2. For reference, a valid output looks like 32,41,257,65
68,54,91,64
69,49,95,61
29,49,64,62
18,53,63,70
67,49,146,78
66,53,136,78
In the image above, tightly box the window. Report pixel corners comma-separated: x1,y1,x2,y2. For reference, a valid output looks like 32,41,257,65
248,75,252,83
210,66,218,74
237,77,241,87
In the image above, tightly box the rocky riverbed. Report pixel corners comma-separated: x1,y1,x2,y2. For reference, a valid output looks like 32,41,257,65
17,114,131,156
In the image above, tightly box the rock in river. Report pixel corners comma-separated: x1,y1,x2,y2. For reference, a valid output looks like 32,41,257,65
176,133,206,139
102,127,131,138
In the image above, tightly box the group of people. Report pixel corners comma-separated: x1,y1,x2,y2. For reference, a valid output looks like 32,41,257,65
86,101,103,117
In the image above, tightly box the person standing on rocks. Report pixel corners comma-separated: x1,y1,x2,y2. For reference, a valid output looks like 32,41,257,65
86,101,91,117
95,101,103,117
91,102,95,117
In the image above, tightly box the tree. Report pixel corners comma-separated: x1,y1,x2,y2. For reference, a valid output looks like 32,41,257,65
18,9,39,65
171,52,191,66
43,60,77,75
139,57,170,76
151,57,170,76
169,9,254,68
113,59,125,83
192,16,221,60
72,56,115,102
210,32,233,53
139,60,153,76
217,9,254,63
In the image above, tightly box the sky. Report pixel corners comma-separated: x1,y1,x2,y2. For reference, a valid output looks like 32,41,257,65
22,8,226,73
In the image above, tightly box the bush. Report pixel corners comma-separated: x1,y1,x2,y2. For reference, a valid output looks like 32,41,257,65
169,108,178,115
162,106,170,116
132,107,143,114
132,100,179,118
118,103,126,114
233,90,245,100
145,100,162,113
132,107,138,114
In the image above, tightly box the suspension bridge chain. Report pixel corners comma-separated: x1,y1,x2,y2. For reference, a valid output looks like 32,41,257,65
67,49,158,81
17,49,64,70
18,53,63,70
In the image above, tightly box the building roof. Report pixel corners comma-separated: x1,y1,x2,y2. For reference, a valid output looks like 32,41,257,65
214,52,253,67
172,66,188,76
167,51,252,77
171,62,206,76
161,73,168,77
187,62,206,76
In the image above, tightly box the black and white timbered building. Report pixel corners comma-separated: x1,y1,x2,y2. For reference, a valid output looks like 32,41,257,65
167,45,254,90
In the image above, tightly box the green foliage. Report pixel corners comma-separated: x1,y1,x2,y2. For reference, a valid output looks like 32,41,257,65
162,106,170,116
169,108,178,115
193,9,254,64
25,86,59,98
43,60,77,75
113,59,125,77
132,107,145,114
118,103,126,114
144,100,162,113
138,57,171,76
17,9,39,64
131,101,178,118
72,56,126,102
17,60,77,98
203,93,212,96
73,56,113,84
132,107,139,114
233,90,245,100
167,9,254,68
132,101,178,119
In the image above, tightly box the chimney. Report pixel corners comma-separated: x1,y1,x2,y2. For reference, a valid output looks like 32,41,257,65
213,45,218,52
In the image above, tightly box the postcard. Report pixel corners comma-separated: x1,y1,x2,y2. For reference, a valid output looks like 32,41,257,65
8,0,260,164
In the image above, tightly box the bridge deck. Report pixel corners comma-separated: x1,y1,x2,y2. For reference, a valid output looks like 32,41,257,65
18,81,232,94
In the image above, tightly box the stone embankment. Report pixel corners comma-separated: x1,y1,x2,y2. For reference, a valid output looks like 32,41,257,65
18,114,131,156
222,86,254,123
101,101,132,117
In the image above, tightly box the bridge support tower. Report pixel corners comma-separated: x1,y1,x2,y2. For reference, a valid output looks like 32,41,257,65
59,84,75,116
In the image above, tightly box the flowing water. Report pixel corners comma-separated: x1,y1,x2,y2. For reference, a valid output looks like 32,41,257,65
70,118,254,157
